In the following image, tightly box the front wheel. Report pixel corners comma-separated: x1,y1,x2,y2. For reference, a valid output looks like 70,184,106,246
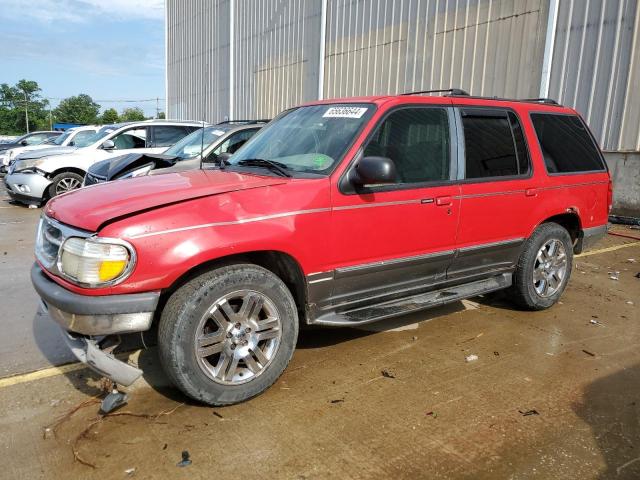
158,264,299,405
509,222,573,310
48,172,84,198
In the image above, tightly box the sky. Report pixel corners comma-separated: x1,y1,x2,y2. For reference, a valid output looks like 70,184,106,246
0,0,165,117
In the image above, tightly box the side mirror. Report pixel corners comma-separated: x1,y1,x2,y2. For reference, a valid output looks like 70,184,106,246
20,140,28,146
217,152,232,165
102,139,115,150
68,141,75,146
350,156,397,186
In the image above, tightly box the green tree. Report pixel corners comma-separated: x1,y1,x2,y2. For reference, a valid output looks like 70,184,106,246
100,108,119,124
0,79,50,134
120,107,146,122
53,94,100,124
157,111,166,119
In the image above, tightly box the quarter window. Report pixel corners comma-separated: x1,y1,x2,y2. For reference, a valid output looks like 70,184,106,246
462,109,529,179
363,107,451,184
210,129,258,158
530,113,605,173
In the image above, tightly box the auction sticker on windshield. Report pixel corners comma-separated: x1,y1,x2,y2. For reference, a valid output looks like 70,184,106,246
322,106,368,118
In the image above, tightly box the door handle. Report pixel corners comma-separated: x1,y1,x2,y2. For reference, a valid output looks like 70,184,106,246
525,188,537,197
436,196,452,206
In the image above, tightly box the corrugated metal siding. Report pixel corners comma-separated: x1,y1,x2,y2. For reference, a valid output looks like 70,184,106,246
166,0,230,122
232,0,323,120
548,0,640,151
323,0,547,99
166,0,640,153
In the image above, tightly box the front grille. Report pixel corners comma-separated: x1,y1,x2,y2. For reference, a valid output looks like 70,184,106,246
35,216,91,271
84,172,106,186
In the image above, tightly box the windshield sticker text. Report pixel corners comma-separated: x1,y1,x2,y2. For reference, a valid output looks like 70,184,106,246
322,107,368,119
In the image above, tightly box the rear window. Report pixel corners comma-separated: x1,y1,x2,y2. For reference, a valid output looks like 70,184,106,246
462,109,530,179
530,113,605,173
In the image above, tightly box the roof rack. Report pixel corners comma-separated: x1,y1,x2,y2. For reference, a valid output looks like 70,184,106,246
401,88,470,97
216,119,270,125
519,98,559,105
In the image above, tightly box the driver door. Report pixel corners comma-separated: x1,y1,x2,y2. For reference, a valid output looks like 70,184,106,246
329,105,461,308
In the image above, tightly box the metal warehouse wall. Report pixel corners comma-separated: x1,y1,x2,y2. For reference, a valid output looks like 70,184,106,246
323,0,547,99
547,0,640,152
165,0,640,153
166,0,231,121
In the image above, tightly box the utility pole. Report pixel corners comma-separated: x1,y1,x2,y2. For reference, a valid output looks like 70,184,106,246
24,92,29,133
156,97,160,119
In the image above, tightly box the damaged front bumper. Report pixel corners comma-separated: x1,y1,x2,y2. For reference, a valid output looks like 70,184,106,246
31,263,160,386
59,330,143,386
4,172,52,204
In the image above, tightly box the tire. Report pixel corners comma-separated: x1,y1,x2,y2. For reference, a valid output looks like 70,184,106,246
158,264,299,405
48,172,84,198
509,222,573,310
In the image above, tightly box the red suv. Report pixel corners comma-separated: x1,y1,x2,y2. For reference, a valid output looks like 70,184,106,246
32,91,612,406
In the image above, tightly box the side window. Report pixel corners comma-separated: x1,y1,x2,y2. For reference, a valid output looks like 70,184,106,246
111,128,147,149
70,131,96,145
25,133,50,145
211,129,259,157
530,113,605,173
153,126,191,147
363,107,451,184
462,109,529,179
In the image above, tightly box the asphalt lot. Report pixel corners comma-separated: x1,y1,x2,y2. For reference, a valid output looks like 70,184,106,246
0,184,639,479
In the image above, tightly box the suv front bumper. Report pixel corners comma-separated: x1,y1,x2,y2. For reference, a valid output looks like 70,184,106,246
31,263,161,386
4,173,52,204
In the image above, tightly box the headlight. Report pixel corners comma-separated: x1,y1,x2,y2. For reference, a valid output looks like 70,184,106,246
58,237,135,287
13,158,44,173
119,163,154,179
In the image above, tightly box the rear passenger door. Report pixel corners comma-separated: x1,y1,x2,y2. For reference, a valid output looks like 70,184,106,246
448,108,535,280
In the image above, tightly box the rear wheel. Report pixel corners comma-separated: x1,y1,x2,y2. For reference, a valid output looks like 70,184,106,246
48,172,84,198
158,264,298,405
509,223,573,310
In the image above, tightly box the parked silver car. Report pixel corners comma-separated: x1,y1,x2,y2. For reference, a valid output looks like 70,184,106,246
4,120,202,205
83,121,266,185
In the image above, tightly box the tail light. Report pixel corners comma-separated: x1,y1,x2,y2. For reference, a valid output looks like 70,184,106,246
607,178,613,213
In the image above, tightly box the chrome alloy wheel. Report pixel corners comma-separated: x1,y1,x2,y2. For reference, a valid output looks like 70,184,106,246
194,290,282,385
55,176,82,195
533,239,568,298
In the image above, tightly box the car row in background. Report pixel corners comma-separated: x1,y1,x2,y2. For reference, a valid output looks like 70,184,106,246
0,126,99,173
3,119,205,205
83,120,266,185
0,131,63,172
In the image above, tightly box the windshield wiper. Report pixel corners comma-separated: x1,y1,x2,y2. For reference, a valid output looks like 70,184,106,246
236,158,292,177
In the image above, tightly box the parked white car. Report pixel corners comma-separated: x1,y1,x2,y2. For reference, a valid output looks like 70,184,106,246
4,120,203,205
0,126,99,171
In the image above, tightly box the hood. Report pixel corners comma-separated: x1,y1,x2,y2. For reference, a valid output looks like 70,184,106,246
91,153,178,180
45,169,287,232
16,146,76,160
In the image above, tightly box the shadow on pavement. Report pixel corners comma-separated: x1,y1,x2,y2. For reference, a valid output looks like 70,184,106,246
32,298,470,403
574,363,640,479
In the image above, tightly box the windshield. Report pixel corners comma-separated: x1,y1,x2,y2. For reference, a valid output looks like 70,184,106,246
165,126,228,159
228,104,375,174
52,131,73,145
77,125,115,147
